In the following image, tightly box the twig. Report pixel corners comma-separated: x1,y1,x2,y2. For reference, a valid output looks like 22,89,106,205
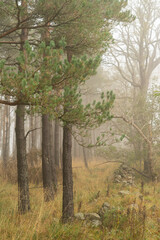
25,127,41,139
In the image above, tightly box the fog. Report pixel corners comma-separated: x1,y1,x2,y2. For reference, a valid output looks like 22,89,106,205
0,0,160,237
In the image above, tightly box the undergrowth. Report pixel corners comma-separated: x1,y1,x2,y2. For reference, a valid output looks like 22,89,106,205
0,160,160,239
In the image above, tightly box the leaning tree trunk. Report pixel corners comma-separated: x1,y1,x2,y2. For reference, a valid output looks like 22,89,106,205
16,105,30,213
62,125,74,222
82,146,89,169
42,114,55,201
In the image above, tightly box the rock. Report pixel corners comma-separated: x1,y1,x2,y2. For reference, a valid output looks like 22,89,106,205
122,180,128,184
115,179,121,183
102,202,111,209
85,213,101,221
122,165,128,170
91,220,102,227
99,202,111,216
74,212,85,220
113,164,135,185
117,175,122,179
118,190,130,196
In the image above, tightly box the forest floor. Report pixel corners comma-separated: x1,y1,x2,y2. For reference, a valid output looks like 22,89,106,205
0,160,160,240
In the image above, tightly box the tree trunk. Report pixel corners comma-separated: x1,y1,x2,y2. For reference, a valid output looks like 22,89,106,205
42,114,55,201
16,105,30,213
15,0,30,214
143,140,153,180
49,119,57,191
133,139,142,170
62,49,74,222
82,146,89,169
2,105,6,164
62,125,74,222
3,105,10,169
2,105,10,169
54,119,60,168
41,17,57,199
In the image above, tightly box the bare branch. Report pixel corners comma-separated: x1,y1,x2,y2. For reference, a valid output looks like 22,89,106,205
25,127,42,139
114,115,151,145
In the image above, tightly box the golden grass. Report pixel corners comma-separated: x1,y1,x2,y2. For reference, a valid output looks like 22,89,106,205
0,159,160,239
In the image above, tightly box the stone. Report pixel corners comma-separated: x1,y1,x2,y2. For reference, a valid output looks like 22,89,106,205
122,165,128,170
102,202,110,209
118,190,130,196
115,179,121,183
91,220,102,227
99,202,111,216
122,180,128,184
117,175,122,179
74,212,85,220
113,164,135,185
85,213,101,221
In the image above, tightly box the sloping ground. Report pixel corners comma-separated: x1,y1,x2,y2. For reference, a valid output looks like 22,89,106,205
0,161,160,240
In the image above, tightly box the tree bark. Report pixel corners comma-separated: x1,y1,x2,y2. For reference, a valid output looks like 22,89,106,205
62,49,74,222
54,119,60,168
62,125,74,222
82,146,89,169
3,105,10,169
143,138,153,180
42,114,55,201
49,119,57,191
41,17,57,200
16,0,30,214
16,105,30,213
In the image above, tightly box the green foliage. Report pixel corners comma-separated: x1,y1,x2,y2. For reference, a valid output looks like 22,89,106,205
51,0,133,55
0,0,133,145
103,206,146,240
0,41,115,134
96,145,136,163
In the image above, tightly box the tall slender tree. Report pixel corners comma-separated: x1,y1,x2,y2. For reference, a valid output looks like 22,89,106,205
16,0,30,213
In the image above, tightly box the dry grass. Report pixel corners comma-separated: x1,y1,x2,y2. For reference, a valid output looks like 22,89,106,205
0,159,160,239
